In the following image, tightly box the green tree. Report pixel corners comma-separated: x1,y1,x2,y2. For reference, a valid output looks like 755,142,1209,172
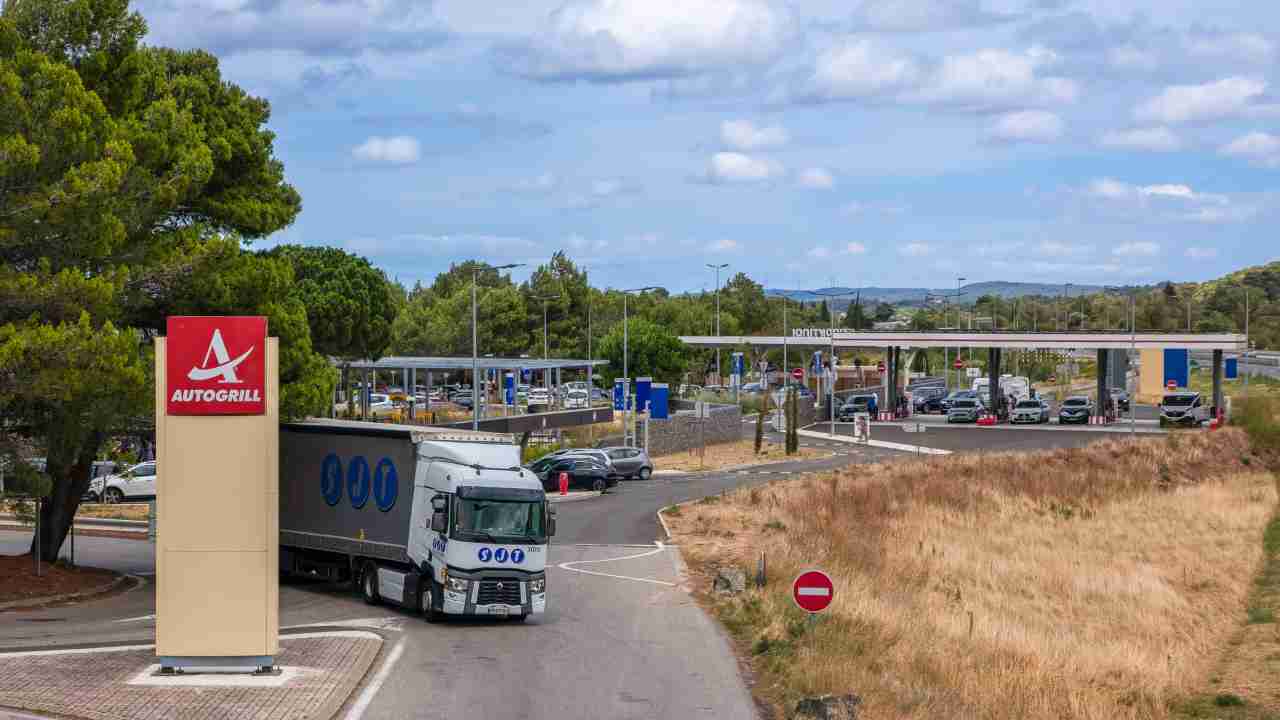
597,317,686,384
0,0,310,560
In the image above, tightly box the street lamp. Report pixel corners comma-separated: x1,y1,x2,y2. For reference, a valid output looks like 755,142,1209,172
533,293,561,390
1106,286,1138,438
623,286,660,446
707,263,729,385
812,288,850,437
472,262,524,429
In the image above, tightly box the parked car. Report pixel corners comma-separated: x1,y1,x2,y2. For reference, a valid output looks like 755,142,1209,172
740,381,765,394
911,386,947,413
1110,388,1131,413
837,394,878,421
1160,392,1210,427
939,390,979,412
527,387,552,409
527,455,613,492
90,461,157,503
564,389,589,409
946,398,982,423
80,461,122,501
547,448,617,478
603,447,653,480
1058,396,1094,424
1010,398,1051,424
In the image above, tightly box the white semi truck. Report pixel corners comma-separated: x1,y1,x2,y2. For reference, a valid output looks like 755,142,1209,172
280,419,553,621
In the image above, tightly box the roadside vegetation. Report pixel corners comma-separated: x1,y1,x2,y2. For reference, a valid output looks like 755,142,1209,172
666,427,1277,720
651,439,824,473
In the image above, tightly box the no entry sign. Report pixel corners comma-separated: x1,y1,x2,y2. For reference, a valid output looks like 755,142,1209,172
792,570,834,613
953,359,964,369
791,367,804,380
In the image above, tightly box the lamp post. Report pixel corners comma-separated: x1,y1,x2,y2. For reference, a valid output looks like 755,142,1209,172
707,263,729,386
1106,286,1138,438
623,286,659,446
472,263,525,429
533,293,560,391
812,288,849,437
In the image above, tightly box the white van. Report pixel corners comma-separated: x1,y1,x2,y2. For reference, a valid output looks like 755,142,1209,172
1160,392,1210,427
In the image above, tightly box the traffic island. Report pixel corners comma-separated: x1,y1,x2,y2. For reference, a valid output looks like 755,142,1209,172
0,630,382,720
0,554,123,610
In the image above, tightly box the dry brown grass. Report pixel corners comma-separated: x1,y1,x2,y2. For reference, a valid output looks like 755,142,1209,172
666,428,1277,720
653,439,826,472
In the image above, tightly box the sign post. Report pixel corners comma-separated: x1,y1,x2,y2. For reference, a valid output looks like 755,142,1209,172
157,316,278,674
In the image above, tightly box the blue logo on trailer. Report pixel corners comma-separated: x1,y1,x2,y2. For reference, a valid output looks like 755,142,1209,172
321,453,343,506
511,549,525,564
347,456,371,509
495,548,509,563
478,547,493,562
373,458,398,512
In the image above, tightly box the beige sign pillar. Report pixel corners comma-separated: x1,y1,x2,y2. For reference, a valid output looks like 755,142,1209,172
154,335,279,671
1136,348,1165,405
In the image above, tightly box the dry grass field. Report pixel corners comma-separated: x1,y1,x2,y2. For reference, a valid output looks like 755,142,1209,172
653,439,826,472
666,428,1277,720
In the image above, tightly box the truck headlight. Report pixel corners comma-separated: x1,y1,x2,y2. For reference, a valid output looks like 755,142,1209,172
529,577,545,594
446,577,469,594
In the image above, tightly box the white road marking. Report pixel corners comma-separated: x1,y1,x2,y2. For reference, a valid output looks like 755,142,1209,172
557,543,676,587
342,637,406,720
284,617,406,632
112,614,155,624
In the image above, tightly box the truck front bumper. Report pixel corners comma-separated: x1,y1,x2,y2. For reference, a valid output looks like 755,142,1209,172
442,570,546,617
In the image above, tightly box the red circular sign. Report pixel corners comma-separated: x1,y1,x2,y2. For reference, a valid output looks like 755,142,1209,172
953,359,964,369
876,361,886,371
792,570,834,613
1048,375,1057,383
791,368,804,380
1167,380,1177,390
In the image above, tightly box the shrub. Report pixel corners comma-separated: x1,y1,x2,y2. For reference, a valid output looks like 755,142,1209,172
1232,395,1280,454
1214,693,1245,707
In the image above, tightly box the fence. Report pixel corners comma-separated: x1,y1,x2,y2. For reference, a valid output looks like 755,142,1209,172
645,401,742,456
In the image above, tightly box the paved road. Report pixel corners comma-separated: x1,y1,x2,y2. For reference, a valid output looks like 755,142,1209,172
824,421,1165,453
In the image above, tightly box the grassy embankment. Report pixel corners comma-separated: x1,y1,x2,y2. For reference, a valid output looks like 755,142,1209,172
665,421,1279,720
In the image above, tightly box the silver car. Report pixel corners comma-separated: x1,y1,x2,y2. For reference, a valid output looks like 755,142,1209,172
946,398,981,423
1010,398,1050,424
603,447,653,480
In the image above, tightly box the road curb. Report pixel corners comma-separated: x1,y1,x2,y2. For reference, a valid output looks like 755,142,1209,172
796,428,952,455
0,572,137,612
548,491,603,504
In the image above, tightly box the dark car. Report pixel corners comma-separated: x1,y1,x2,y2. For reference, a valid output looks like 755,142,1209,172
604,447,653,480
1110,389,1131,412
837,394,878,421
911,386,946,413
939,390,979,412
1058,396,1093,424
528,456,614,492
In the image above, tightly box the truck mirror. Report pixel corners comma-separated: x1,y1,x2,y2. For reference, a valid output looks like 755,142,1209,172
430,511,447,533
431,495,447,512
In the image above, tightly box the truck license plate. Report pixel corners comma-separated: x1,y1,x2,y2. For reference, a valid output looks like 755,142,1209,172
491,606,509,617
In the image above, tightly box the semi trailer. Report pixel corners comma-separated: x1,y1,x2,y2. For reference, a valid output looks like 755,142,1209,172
279,419,553,621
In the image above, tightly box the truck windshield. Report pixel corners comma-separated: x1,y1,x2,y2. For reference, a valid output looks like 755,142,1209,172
454,499,546,543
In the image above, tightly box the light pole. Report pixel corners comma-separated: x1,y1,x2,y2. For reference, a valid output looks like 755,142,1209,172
812,288,849,437
1106,286,1138,437
623,286,659,446
533,293,560,390
707,263,729,385
472,262,524,429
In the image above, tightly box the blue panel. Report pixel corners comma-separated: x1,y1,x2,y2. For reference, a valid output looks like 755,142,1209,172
613,379,627,410
504,372,515,405
650,384,669,420
1163,348,1189,388
635,377,652,412
1226,358,1238,379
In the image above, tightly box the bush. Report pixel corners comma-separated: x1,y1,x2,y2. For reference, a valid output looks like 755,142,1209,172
1232,395,1280,454
522,444,561,464
1214,693,1245,707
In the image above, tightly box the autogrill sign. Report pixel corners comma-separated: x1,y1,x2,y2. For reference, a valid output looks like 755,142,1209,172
166,316,268,415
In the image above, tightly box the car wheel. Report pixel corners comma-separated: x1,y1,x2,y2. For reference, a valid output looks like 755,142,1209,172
508,614,528,623
103,487,124,504
86,493,100,504
638,467,652,481
361,562,380,605
592,478,606,492
420,578,441,623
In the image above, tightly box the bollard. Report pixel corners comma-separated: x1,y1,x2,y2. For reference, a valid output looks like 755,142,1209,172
756,550,767,588
559,471,569,496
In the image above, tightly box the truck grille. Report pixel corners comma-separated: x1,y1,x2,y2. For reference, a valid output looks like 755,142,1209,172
476,580,522,606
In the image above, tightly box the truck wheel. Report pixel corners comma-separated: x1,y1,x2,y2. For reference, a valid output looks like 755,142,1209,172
420,579,441,623
360,562,380,605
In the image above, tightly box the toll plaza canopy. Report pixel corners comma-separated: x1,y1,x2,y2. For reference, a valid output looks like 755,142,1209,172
679,332,1247,351
339,356,609,372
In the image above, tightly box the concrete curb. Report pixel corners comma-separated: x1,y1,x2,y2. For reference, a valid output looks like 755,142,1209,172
548,491,603,504
796,428,952,455
0,514,148,529
0,572,137,612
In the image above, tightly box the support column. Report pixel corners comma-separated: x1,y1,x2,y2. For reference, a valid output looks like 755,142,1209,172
1095,349,1109,424
424,371,432,413
988,347,1000,420
1212,349,1224,421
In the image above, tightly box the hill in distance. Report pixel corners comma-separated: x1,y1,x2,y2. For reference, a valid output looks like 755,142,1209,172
767,281,1109,308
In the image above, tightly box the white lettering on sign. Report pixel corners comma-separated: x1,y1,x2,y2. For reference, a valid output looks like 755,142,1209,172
169,388,264,403
791,328,856,338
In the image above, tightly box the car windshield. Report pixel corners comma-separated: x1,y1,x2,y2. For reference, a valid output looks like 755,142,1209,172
953,400,976,408
453,498,545,542
1015,401,1040,409
1064,398,1088,406
1163,395,1195,407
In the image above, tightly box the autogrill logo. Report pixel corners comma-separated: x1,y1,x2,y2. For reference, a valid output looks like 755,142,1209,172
170,388,263,403
170,329,261,404
165,316,267,416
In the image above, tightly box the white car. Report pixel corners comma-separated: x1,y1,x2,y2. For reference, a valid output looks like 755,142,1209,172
90,461,157,503
527,388,552,408
564,390,589,409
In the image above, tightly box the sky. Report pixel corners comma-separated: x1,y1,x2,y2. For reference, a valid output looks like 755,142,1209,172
133,0,1280,293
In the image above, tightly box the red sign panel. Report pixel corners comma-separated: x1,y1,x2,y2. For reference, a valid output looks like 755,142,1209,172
877,361,886,372
1167,380,1177,391
166,316,268,416
791,368,804,380
792,570,834,613
953,359,964,369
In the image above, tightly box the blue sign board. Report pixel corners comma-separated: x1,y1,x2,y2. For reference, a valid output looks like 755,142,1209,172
504,372,515,405
1226,358,1238,379
812,351,823,374
1163,348,1189,388
613,379,628,411
731,353,744,377
650,383,669,420
636,376,652,412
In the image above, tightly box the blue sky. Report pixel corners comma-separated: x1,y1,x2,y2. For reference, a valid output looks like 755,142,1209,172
135,0,1280,292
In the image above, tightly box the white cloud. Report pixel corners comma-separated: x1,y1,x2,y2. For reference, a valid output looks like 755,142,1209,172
352,135,420,164
720,120,789,150
1037,240,1092,257
1086,178,1132,200
1107,45,1158,72
898,242,933,257
853,0,1015,32
804,38,921,100
708,238,739,252
843,242,867,255
807,246,830,259
344,233,538,256
500,0,795,82
1220,132,1280,167
986,110,1062,143
1112,241,1159,257
797,167,836,189
706,152,783,183
1185,246,1219,259
1134,76,1266,125
1185,31,1273,65
1098,127,1181,152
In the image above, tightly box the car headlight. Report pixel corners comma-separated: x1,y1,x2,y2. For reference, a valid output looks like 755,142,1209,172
529,577,546,594
446,577,469,594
